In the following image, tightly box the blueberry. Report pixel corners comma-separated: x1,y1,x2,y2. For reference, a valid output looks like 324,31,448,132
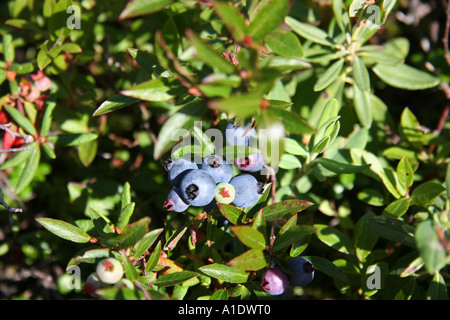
287,256,315,287
200,154,233,183
165,158,198,186
234,152,265,172
180,169,217,206
215,182,235,204
261,266,288,296
229,174,265,208
225,121,256,146
96,258,124,284
163,187,190,212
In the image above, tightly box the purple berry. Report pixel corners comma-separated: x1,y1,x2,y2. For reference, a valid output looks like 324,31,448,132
200,154,233,183
288,256,315,287
163,187,190,212
261,266,288,295
229,174,264,208
165,158,198,186
180,169,216,206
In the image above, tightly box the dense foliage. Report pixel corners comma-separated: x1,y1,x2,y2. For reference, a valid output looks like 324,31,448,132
1,0,450,300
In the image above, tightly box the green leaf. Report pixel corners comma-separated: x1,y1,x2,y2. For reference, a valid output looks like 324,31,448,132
247,0,291,42
0,143,35,169
210,288,228,300
132,228,164,259
367,216,415,247
48,0,71,41
40,94,57,137
427,272,448,300
316,158,370,174
2,34,15,63
212,0,247,42
36,218,91,243
227,249,269,271
230,226,266,250
396,156,414,196
411,181,446,207
48,133,98,147
263,106,314,135
121,79,174,102
284,137,308,156
153,100,206,160
354,212,378,261
16,148,40,194
314,59,345,92
273,224,316,252
93,94,140,117
121,252,139,282
217,203,248,225
119,217,151,249
415,220,447,274
145,241,162,272
279,154,301,170
78,139,98,167
4,106,37,136
67,248,110,268
382,198,411,218
153,271,200,287
373,63,440,90
208,92,263,119
119,0,173,20
199,263,248,283
285,16,335,47
314,224,354,255
307,256,347,282
89,207,113,236
186,30,235,74
265,30,303,58
127,48,168,77
352,55,370,92
263,199,314,221
353,84,372,128
116,202,136,231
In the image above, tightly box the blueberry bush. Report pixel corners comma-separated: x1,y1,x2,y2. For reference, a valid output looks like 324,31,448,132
1,0,450,300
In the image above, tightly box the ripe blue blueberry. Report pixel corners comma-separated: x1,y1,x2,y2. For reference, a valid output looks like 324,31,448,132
200,154,233,183
261,266,289,296
163,187,190,212
225,121,256,146
180,169,217,206
165,158,198,186
229,174,265,208
287,256,315,287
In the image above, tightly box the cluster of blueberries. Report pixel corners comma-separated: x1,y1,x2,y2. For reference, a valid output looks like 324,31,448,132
162,120,315,296
163,121,266,212
261,256,315,296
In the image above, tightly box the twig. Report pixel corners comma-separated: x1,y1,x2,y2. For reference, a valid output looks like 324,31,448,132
0,146,36,153
0,190,22,213
133,280,152,300
443,0,450,67
0,123,34,144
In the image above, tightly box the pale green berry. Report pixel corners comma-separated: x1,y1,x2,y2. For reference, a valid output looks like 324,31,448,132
96,258,124,284
215,182,236,204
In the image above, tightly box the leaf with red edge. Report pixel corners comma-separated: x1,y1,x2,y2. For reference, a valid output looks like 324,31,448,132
262,199,314,221
227,249,269,271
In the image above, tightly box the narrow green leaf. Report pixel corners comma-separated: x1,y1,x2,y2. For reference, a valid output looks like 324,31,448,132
230,226,266,250
314,59,344,92
133,228,164,259
4,106,37,135
285,16,335,47
208,92,263,119
212,0,247,41
265,30,303,58
368,216,415,247
119,0,173,20
247,0,291,42
396,156,414,196
217,203,247,226
0,142,35,169
263,199,314,221
36,217,91,243
199,263,248,283
186,30,235,74
273,225,316,252
154,271,199,287
263,106,314,135
119,217,150,249
16,148,40,194
145,241,162,272
307,256,347,282
352,55,370,92
40,94,57,137
279,154,301,170
2,34,15,63
117,202,136,231
210,288,228,300
48,133,98,147
353,84,372,128
373,63,440,90
121,252,138,282
121,79,174,102
316,158,370,174
67,248,110,269
78,139,98,167
93,94,140,117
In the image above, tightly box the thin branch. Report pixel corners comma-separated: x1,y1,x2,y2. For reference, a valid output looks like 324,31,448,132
0,123,34,144
0,190,22,213
443,0,450,67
